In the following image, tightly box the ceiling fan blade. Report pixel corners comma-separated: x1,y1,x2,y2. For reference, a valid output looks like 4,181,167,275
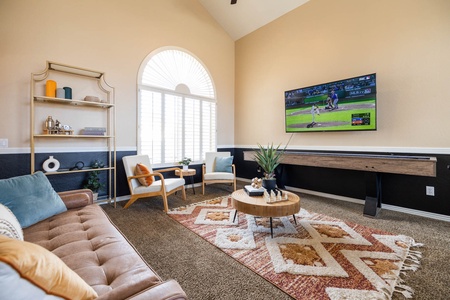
231,0,237,4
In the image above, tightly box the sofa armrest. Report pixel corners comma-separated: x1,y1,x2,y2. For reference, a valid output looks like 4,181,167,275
127,279,187,300
58,189,93,209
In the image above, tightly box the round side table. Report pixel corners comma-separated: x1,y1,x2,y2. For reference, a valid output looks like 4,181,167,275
175,168,196,194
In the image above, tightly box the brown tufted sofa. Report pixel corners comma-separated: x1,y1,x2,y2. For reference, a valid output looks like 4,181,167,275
23,189,187,300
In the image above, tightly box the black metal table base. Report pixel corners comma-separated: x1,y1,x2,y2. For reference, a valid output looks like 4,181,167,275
232,211,297,238
187,175,195,194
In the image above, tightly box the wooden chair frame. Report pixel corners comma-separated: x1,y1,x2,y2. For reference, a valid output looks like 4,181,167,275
124,164,186,212
202,152,237,195
202,164,236,195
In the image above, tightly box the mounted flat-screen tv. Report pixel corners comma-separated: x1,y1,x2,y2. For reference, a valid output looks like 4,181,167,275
285,73,377,132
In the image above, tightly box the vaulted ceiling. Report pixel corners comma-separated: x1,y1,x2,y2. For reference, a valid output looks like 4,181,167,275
198,0,309,41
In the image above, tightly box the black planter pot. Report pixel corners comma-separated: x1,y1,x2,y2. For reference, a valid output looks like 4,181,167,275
262,179,277,192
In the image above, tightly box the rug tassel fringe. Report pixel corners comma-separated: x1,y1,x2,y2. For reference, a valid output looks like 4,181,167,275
393,241,423,298
412,241,424,247
395,284,415,298
379,287,392,300
402,249,422,272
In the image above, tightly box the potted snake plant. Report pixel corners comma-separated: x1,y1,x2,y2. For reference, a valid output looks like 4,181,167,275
253,142,285,191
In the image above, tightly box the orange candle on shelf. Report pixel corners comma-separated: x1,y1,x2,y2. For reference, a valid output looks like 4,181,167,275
45,80,56,97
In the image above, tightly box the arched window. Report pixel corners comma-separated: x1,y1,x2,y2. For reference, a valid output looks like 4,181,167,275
138,48,216,165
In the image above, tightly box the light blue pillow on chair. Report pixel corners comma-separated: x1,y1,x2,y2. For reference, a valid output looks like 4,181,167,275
0,172,67,228
214,156,233,173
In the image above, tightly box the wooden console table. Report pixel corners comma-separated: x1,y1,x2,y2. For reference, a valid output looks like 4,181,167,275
243,151,437,217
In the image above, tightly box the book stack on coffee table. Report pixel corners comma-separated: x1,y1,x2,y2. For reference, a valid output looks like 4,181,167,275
244,185,265,196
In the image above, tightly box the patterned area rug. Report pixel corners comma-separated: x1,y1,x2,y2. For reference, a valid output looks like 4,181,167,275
168,196,423,300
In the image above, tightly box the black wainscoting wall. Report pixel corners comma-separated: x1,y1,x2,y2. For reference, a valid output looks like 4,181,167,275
232,148,450,217
0,151,138,198
1,147,449,217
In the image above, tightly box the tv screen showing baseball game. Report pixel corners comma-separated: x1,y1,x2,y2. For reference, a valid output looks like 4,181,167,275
285,73,377,132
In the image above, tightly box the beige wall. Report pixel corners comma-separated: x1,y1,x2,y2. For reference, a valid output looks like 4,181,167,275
235,0,450,153
2,0,449,154
0,0,235,151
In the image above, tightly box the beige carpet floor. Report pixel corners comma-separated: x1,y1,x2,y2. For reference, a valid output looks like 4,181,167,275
102,181,450,300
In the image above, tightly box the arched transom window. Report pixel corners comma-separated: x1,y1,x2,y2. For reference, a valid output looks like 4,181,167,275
138,48,216,165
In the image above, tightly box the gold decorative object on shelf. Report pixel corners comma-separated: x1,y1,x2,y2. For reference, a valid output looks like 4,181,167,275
43,129,74,135
43,117,73,135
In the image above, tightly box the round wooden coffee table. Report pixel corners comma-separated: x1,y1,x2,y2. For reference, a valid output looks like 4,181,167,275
231,189,300,237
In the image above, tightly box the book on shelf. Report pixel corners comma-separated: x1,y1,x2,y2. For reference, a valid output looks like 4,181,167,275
244,185,265,196
83,127,106,131
81,127,107,135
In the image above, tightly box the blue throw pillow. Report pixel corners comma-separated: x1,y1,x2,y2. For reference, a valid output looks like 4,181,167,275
0,172,67,228
214,156,233,173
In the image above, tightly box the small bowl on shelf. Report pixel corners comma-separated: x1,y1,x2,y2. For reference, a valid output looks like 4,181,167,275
84,96,101,102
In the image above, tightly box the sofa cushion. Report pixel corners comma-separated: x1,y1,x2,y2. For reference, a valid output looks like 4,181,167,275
214,156,233,173
0,235,97,300
24,204,167,299
0,172,67,228
0,204,23,241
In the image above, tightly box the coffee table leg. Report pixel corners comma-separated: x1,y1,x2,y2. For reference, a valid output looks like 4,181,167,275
292,214,297,225
233,210,238,223
270,217,273,238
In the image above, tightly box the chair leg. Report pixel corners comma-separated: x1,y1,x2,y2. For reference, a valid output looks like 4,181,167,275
162,192,169,213
123,195,139,209
202,181,205,195
181,186,186,200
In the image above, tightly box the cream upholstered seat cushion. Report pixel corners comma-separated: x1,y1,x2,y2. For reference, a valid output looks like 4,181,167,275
203,172,235,180
133,178,186,194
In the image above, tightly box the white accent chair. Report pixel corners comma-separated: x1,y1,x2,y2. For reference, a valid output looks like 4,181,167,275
202,152,236,195
122,155,186,212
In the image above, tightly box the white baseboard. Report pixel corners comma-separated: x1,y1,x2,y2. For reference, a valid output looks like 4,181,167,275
285,185,450,223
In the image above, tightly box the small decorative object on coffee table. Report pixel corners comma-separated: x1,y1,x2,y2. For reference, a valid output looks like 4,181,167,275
251,177,262,189
264,189,288,203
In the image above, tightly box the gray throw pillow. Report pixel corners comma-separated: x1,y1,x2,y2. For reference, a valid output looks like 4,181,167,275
214,156,233,173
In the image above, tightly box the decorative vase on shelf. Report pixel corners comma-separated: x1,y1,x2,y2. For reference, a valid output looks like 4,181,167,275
42,156,60,172
45,116,54,131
